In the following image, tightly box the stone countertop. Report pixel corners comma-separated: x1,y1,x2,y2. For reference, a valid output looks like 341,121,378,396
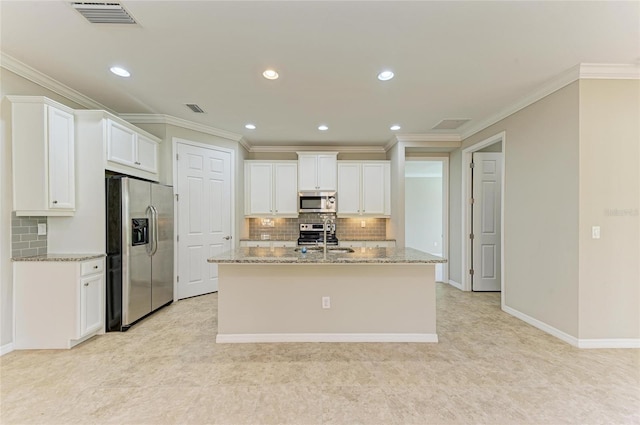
208,247,445,264
239,239,397,242
12,253,106,262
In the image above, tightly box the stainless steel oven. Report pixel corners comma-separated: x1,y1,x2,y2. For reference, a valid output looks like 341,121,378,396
298,191,337,213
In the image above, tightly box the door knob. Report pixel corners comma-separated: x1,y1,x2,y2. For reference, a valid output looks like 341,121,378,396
223,236,232,240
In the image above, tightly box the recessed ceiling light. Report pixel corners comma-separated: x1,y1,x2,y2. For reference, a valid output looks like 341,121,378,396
110,66,130,77
318,125,329,131
263,69,279,80
377,70,394,81
245,123,256,130
390,125,401,131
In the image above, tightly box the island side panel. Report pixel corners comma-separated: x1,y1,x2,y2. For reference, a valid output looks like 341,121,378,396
217,263,436,341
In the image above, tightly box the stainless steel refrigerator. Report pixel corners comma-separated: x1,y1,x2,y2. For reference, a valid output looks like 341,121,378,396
105,176,174,331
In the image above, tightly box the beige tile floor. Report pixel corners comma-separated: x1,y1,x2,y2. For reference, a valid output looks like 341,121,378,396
1,283,638,425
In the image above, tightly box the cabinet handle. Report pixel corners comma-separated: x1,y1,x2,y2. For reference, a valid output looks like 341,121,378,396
135,161,141,165
93,265,98,269
52,200,58,204
84,282,89,287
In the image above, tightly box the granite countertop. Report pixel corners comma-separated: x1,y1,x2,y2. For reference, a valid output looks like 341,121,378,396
208,247,445,264
239,239,397,242
12,253,106,262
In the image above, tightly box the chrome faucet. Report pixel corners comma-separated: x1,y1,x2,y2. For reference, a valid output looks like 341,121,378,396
321,214,335,258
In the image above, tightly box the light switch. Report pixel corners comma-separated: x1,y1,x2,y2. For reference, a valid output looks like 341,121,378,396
37,223,47,236
592,226,600,239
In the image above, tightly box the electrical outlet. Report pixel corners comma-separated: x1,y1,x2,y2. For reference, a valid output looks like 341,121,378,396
361,220,366,228
37,223,47,236
261,234,271,240
592,226,600,239
322,296,331,309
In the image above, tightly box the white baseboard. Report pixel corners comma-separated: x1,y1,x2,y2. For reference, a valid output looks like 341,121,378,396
1,343,15,356
448,280,463,290
503,305,640,349
502,305,580,347
216,333,439,343
578,339,640,349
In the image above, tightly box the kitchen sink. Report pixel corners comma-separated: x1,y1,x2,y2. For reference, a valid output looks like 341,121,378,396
294,247,322,252
327,248,355,253
293,247,354,253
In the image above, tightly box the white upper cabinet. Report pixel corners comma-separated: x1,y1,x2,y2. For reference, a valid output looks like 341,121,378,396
106,119,158,175
245,161,298,217
297,152,338,191
9,96,75,216
337,161,390,217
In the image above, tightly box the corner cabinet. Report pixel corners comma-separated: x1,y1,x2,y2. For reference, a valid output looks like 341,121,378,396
14,257,105,349
297,152,338,191
9,96,75,216
337,161,391,217
106,119,159,177
245,161,298,217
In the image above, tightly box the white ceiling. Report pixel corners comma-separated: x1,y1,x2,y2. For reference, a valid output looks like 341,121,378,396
1,1,638,148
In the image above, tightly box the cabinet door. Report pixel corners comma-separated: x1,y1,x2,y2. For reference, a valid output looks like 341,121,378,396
107,120,136,167
316,154,337,191
246,162,273,215
361,163,386,215
273,163,298,216
337,163,361,215
80,273,103,337
297,155,318,190
135,134,158,173
47,107,75,210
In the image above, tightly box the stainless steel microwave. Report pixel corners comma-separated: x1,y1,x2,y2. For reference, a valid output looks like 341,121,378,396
298,191,337,213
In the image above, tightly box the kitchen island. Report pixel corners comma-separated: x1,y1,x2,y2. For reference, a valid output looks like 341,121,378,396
207,247,446,343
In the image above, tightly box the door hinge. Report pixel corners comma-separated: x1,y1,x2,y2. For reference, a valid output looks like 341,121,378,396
470,233,474,239
177,234,179,242
175,194,179,202
469,269,475,275
470,198,475,204
470,162,475,169
176,153,179,161
177,275,180,282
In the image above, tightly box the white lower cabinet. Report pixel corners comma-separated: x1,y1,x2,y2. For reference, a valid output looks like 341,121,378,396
14,258,105,349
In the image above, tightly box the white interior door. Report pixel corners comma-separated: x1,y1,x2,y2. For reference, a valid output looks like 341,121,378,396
472,152,502,291
177,142,232,299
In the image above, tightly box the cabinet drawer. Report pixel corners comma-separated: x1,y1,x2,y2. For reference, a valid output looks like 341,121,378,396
81,259,104,276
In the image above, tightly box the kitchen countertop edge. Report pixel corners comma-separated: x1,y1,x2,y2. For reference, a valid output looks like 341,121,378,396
12,253,106,262
208,247,445,264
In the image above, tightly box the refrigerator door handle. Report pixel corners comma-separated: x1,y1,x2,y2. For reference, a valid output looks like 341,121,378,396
145,205,154,256
151,205,159,256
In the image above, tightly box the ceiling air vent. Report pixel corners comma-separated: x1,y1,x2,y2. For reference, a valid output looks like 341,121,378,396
432,119,471,130
71,2,136,24
185,104,205,113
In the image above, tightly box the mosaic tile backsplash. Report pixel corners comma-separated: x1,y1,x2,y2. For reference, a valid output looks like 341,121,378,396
248,214,387,241
11,212,47,258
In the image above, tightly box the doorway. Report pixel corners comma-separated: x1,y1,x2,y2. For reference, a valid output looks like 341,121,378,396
461,132,505,296
174,138,234,299
404,157,449,282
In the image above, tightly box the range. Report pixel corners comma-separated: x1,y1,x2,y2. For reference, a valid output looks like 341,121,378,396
297,223,338,246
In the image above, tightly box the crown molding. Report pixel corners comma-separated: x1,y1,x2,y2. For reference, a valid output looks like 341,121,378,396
1,53,114,113
120,113,245,142
579,63,640,79
460,63,639,140
384,133,462,152
250,145,386,153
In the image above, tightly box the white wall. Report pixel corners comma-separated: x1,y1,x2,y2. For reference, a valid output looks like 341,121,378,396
405,177,443,254
450,78,640,343
578,79,639,340
451,82,581,337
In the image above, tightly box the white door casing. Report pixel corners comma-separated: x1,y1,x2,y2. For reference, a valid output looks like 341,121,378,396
176,141,232,298
472,152,502,291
